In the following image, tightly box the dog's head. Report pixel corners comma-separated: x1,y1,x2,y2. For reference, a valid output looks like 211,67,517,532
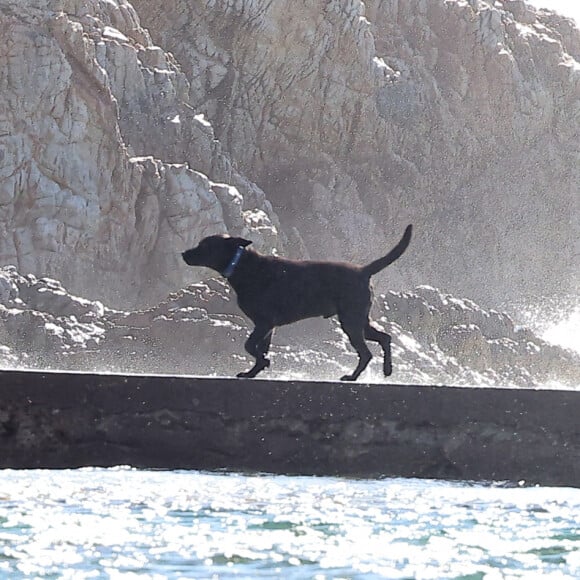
182,235,252,273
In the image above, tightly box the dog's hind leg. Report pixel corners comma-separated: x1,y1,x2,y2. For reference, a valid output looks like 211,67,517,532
338,317,373,381
237,324,273,379
365,321,392,377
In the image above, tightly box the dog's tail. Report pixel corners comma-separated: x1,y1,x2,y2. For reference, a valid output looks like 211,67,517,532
363,225,413,277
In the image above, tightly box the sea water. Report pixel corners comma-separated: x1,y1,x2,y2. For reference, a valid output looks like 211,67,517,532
0,468,579,579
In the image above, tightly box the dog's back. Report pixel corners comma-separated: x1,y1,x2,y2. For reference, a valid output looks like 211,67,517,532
229,252,368,326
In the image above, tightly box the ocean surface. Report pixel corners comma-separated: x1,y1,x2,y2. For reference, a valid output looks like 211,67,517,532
1,468,579,579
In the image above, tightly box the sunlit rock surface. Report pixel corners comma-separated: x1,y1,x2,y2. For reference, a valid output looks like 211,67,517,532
132,0,580,305
0,0,578,311
0,267,577,388
0,0,280,308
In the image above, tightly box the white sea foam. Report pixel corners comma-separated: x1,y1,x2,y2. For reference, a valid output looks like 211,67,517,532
542,306,580,355
514,296,580,356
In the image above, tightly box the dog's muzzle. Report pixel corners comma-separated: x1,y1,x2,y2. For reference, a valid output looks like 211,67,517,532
182,250,196,265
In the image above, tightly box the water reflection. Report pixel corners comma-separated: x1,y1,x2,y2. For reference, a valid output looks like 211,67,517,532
0,469,579,578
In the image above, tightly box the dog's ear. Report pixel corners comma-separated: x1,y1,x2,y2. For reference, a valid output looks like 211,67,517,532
232,237,252,247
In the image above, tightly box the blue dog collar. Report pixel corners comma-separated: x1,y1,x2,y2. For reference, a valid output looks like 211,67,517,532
222,246,245,278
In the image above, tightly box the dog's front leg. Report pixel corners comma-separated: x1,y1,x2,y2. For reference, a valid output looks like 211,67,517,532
237,325,273,379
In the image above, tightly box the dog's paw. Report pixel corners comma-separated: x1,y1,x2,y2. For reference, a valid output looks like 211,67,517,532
237,358,271,379
339,374,356,382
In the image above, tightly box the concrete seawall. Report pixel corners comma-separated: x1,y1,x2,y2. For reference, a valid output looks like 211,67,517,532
0,369,578,486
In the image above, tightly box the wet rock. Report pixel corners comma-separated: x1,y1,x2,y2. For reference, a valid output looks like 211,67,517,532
0,267,577,389
437,324,492,372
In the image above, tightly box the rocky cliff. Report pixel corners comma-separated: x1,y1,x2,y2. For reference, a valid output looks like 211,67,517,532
131,0,580,306
0,0,281,308
0,0,578,310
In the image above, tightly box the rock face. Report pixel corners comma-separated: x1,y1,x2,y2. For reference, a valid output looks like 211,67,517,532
0,0,281,308
0,0,578,310
0,266,577,388
132,0,580,306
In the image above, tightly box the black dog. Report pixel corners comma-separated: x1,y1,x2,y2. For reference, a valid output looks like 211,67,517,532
182,225,412,381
